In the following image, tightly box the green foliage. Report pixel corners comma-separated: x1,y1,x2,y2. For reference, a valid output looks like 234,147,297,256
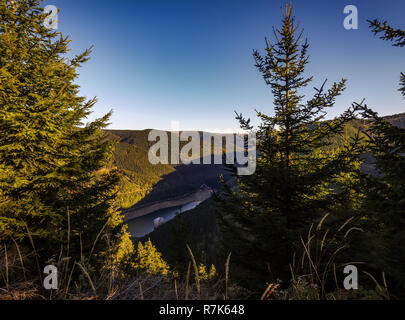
215,4,365,292
147,198,223,271
108,130,232,209
198,263,217,281
358,18,405,296
110,229,172,277
0,0,120,270
368,19,405,47
166,213,192,273
107,130,176,208
135,239,170,276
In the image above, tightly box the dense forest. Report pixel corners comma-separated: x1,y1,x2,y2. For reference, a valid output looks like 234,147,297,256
0,0,405,301
108,129,234,209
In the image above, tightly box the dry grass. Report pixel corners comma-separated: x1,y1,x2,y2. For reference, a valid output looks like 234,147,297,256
269,214,390,300
0,235,241,300
1,215,387,300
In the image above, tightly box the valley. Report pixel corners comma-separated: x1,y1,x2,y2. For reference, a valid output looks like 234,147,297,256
124,184,213,237
109,113,405,244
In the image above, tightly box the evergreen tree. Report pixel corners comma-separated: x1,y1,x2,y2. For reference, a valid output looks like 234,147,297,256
359,19,405,296
167,213,192,274
0,0,120,269
215,4,364,290
135,239,170,276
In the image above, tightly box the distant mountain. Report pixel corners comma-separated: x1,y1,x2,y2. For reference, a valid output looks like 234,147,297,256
383,112,405,128
106,113,405,209
106,129,234,209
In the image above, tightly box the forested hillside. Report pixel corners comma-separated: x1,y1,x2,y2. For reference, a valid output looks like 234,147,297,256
142,113,405,270
106,130,176,208
107,113,405,209
107,130,234,208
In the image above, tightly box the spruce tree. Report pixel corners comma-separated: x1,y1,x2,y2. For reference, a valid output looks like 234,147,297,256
0,0,120,269
216,4,364,290
167,214,192,274
359,19,405,296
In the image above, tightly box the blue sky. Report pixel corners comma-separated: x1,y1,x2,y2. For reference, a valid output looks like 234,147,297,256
43,0,405,131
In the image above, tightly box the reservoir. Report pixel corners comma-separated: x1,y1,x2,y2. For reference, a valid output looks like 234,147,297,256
126,201,201,238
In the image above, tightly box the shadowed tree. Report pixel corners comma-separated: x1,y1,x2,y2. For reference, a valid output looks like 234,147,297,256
215,4,364,291
167,213,192,274
358,18,405,297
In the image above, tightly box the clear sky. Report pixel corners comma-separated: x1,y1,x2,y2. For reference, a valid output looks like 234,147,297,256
43,0,405,131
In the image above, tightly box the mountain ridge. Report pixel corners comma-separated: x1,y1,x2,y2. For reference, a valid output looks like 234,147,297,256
106,112,405,209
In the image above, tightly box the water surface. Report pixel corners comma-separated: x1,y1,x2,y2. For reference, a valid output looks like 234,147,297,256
126,201,200,238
